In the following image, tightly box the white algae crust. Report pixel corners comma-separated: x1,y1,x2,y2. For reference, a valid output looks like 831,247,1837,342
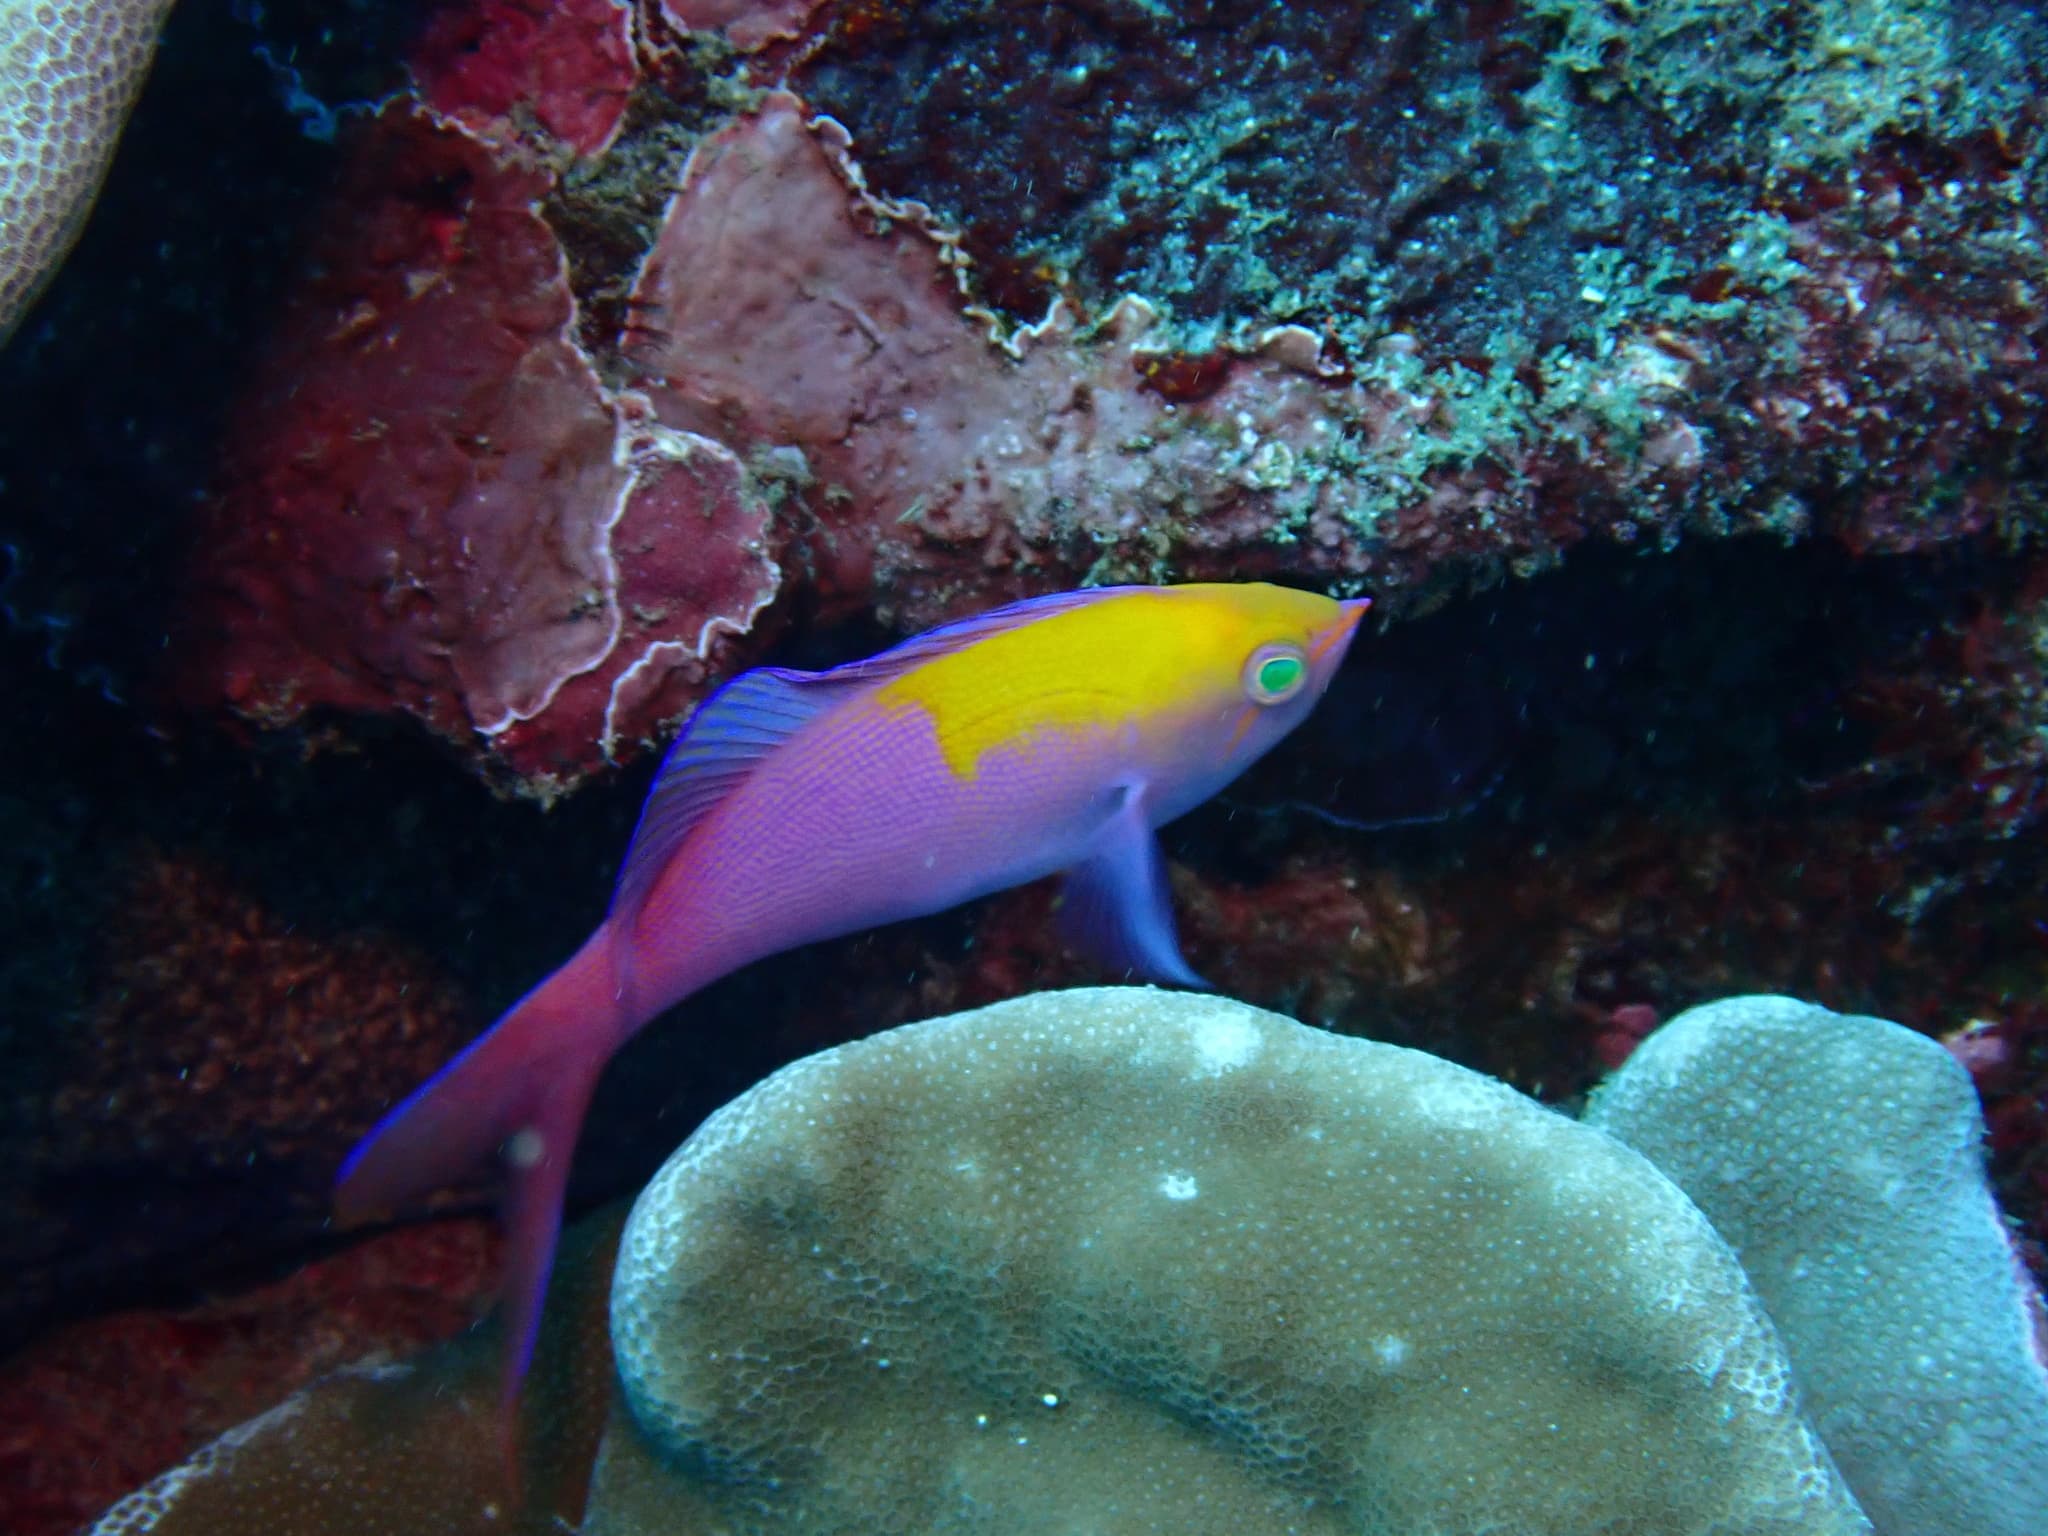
595,986,1869,1534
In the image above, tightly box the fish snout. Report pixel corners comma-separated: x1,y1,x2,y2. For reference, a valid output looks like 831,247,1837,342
1311,596,1372,666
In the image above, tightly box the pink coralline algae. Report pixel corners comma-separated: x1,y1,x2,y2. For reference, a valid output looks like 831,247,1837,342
657,0,829,54
626,95,1381,609
410,0,636,158
179,2,2048,793
184,98,778,787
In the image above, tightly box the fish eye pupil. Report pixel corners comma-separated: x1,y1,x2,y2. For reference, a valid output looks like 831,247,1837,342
1251,650,1306,702
1259,656,1301,692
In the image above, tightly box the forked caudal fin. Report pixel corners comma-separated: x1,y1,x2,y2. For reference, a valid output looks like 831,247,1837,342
334,929,621,1415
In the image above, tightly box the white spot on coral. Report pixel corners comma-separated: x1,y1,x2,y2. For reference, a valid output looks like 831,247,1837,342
1374,1335,1411,1369
1188,1008,1260,1077
1159,1172,1199,1201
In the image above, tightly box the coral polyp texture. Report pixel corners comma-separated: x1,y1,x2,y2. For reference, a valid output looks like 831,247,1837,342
178,0,2048,794
1588,996,2048,1536
0,1219,497,1536
0,0,173,340
596,987,1867,1534
81,1209,623,1536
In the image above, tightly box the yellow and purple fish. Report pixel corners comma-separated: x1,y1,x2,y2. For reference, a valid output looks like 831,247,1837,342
335,581,1366,1402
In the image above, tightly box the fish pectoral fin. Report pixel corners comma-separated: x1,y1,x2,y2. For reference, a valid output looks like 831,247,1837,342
1057,782,1210,990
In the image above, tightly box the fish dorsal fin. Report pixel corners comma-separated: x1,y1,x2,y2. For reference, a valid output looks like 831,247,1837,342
610,666,850,925
609,585,1143,928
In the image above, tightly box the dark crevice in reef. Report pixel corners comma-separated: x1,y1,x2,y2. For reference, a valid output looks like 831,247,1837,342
0,637,643,1346
0,0,395,713
547,66,748,371
1227,535,1961,846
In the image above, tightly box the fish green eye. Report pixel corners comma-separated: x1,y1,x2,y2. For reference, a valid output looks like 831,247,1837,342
1244,644,1309,706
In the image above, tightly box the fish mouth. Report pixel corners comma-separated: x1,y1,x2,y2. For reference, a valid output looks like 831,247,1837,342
1311,596,1372,662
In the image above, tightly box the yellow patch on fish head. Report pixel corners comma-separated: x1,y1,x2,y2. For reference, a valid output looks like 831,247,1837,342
877,583,1361,779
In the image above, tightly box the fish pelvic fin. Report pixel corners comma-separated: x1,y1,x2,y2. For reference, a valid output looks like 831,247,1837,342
1058,781,1210,990
334,928,622,1433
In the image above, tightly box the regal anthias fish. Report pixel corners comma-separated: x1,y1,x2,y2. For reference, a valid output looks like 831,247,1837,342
337,581,1368,1403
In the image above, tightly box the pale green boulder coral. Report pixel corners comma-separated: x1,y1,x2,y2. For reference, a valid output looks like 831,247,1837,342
1588,995,2048,1536
594,986,1868,1534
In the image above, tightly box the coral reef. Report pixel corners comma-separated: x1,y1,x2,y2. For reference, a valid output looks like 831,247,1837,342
411,0,636,158
54,851,472,1170
1588,996,2048,1536
2,849,479,1344
669,543,2048,1260
0,0,173,339
597,987,1865,1534
15,537,2045,1456
0,0,359,713
176,0,2048,794
1963,998,2048,1281
2,3,2045,1525
181,97,779,790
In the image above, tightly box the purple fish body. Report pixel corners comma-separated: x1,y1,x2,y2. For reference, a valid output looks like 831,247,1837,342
628,695,1218,1008
336,582,1367,1425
